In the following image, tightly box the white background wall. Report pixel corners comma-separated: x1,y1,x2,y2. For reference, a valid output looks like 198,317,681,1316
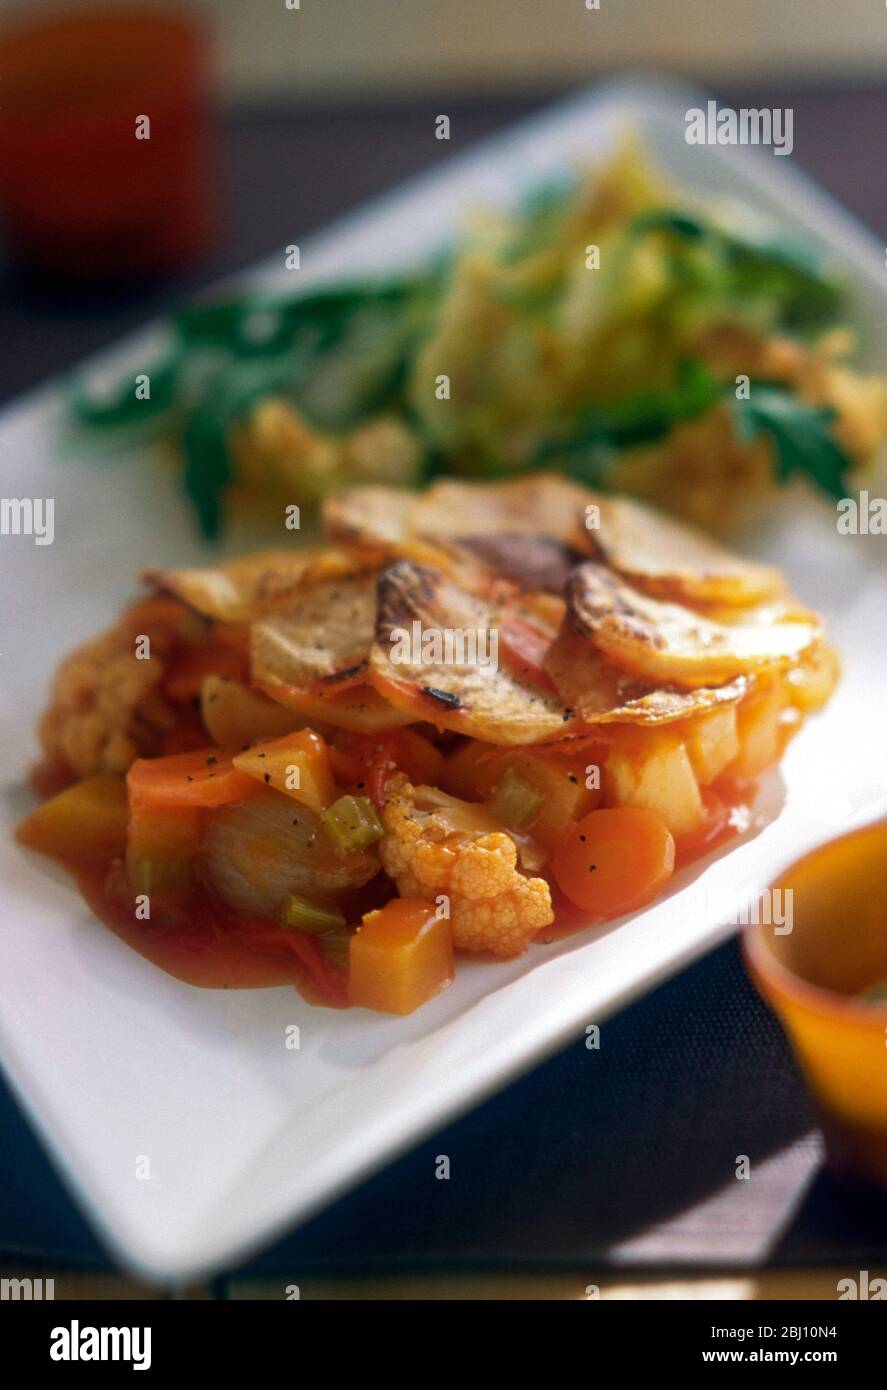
7,0,887,102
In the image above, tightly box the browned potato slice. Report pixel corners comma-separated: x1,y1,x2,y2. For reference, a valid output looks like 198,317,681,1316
144,545,380,625
567,563,816,687
544,619,750,724
589,495,784,606
322,485,415,546
450,533,583,594
143,549,317,623
408,475,593,549
251,572,378,688
369,560,577,744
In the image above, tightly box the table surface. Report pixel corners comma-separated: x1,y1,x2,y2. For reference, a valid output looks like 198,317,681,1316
2,79,887,1296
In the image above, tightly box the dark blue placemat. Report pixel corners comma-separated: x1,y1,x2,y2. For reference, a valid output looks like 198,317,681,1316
3,938,886,1280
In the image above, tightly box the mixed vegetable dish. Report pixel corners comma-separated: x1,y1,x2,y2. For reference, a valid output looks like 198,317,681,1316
17,476,838,1014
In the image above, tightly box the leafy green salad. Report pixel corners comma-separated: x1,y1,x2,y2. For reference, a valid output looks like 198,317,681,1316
71,139,887,538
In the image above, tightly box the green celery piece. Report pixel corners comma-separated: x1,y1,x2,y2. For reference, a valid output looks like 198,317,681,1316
280,892,346,933
487,766,544,832
128,858,191,896
322,795,384,855
315,929,353,968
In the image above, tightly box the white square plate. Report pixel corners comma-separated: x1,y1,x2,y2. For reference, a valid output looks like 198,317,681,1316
2,76,886,1281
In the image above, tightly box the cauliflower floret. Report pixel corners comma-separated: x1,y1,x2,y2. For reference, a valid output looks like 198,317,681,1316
379,774,553,957
39,621,178,778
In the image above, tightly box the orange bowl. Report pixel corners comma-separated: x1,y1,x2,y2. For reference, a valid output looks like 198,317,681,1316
744,820,887,1189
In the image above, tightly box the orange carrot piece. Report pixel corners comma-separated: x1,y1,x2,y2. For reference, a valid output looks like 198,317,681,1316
551,806,675,918
127,749,258,810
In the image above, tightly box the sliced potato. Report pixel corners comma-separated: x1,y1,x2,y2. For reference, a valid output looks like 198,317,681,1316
408,475,593,549
588,494,784,606
145,546,380,624
449,533,582,594
144,550,317,624
255,675,413,733
567,563,816,687
370,560,578,744
251,572,378,690
322,485,415,546
544,619,750,724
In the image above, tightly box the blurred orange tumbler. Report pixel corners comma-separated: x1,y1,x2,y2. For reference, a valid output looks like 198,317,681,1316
0,7,216,279
745,820,887,1191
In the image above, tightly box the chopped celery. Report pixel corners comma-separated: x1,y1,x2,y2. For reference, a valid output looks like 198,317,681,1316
487,765,544,831
315,929,353,968
322,794,384,855
279,892,346,934
126,857,191,896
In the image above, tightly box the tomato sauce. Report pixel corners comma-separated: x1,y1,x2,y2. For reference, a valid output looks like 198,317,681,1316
35,774,757,998
72,863,349,1007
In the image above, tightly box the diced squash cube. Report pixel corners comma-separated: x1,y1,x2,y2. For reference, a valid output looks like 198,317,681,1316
349,899,454,1015
728,684,785,778
678,706,740,786
16,774,127,865
605,730,704,837
201,676,306,747
233,730,335,813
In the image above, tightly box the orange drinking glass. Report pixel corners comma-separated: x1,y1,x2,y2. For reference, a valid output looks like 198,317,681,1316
0,8,216,279
744,820,887,1190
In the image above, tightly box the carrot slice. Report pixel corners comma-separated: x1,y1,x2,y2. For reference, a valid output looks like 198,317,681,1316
551,806,675,918
127,749,259,810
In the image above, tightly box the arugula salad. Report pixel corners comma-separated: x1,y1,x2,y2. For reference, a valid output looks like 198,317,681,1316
71,140,887,538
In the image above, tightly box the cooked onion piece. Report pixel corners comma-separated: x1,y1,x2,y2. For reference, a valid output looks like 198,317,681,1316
201,790,378,918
